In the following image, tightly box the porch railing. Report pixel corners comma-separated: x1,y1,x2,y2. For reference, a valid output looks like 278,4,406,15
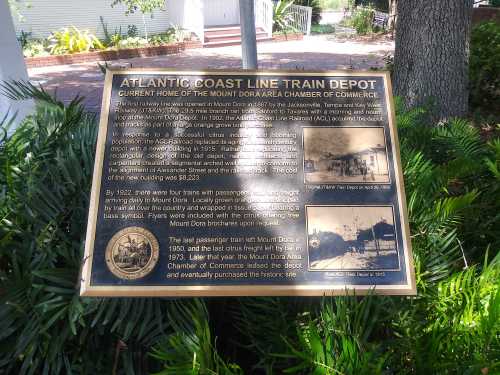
289,4,312,35
254,0,273,38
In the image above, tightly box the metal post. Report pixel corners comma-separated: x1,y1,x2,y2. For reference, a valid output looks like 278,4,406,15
239,0,258,69
306,6,312,35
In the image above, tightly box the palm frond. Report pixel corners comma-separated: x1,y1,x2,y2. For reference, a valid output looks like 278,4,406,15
278,294,388,374
0,80,65,108
150,299,242,375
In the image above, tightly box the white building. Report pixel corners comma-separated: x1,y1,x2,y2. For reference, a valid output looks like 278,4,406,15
11,0,310,46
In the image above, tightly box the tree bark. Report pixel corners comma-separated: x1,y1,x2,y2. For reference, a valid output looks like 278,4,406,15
393,0,473,121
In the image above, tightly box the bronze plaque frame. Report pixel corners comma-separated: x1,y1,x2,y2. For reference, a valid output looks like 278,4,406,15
80,69,416,297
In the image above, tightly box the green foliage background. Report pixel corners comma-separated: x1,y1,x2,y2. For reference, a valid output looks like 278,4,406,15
0,84,499,374
346,6,375,35
469,21,500,112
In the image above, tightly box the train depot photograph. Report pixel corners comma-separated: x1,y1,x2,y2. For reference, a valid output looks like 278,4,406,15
303,127,390,184
307,205,400,270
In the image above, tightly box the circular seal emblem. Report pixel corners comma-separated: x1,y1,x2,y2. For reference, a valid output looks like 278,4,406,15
105,227,159,280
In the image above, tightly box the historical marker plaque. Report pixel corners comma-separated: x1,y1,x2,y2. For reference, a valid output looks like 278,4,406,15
80,69,416,296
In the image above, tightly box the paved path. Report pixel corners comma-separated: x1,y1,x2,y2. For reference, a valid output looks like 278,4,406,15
319,10,345,25
28,35,394,112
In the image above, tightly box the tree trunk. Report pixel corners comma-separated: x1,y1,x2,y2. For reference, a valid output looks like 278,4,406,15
393,0,473,121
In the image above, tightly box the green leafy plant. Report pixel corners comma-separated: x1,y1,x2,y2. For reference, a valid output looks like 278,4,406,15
232,100,500,374
0,83,498,374
231,298,301,373
149,29,176,46
22,39,50,57
149,26,188,46
48,26,104,55
115,36,149,49
469,21,500,111
347,6,375,35
390,252,500,373
280,295,388,374
150,300,242,374
99,16,125,47
0,82,218,374
273,0,297,32
99,16,112,46
172,25,190,41
100,23,142,50
127,24,139,38
110,32,124,47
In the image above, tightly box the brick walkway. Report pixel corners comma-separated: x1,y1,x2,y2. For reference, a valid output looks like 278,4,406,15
28,35,394,112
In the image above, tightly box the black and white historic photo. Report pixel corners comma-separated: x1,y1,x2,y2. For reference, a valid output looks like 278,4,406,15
307,206,400,270
303,127,390,184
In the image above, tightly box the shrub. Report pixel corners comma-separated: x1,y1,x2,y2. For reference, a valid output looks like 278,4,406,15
48,26,104,55
105,25,142,48
99,16,125,47
0,85,498,374
116,36,149,49
110,32,124,47
0,82,241,374
234,102,500,374
22,40,50,58
348,6,374,35
149,26,187,46
469,21,500,111
99,16,113,46
273,0,296,32
149,33,175,46
150,300,242,374
127,24,139,38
